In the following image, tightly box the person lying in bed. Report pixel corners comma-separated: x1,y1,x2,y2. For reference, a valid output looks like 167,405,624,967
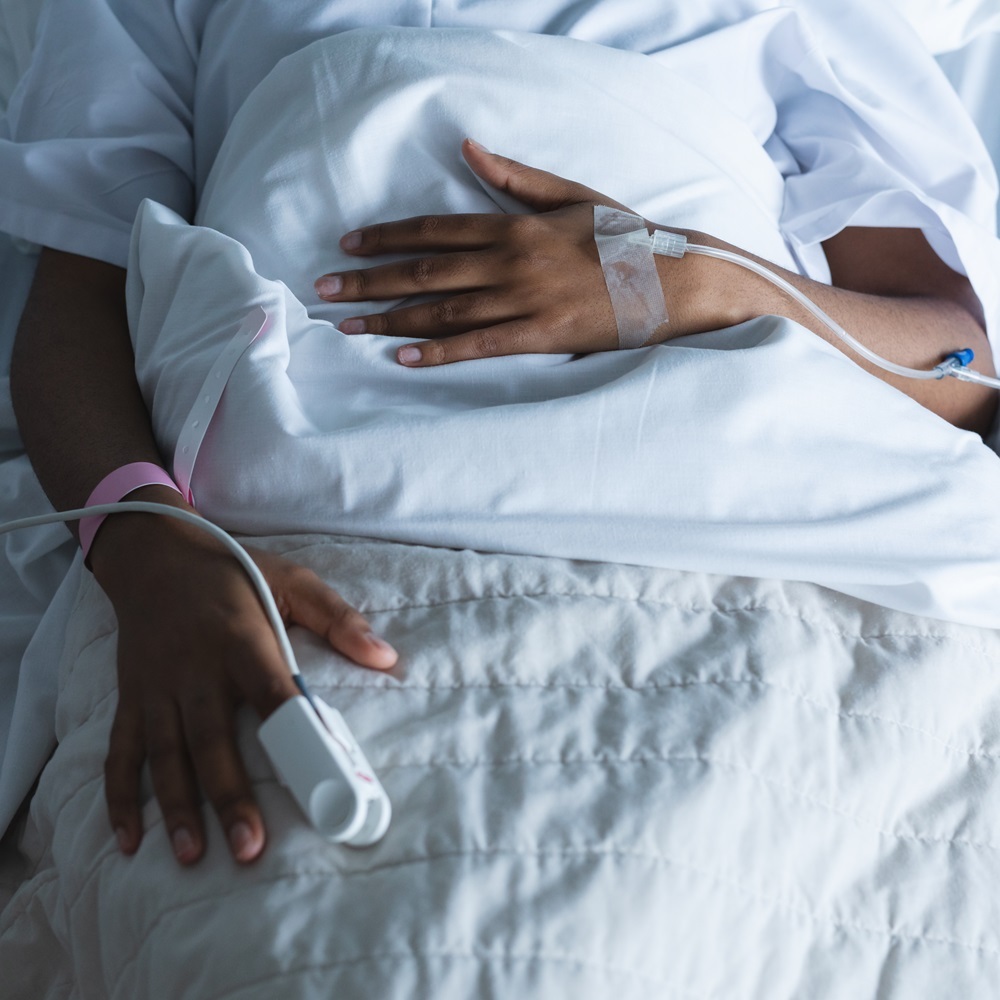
4,0,998,871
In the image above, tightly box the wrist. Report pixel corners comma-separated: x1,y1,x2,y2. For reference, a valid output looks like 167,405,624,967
652,229,770,336
87,484,199,592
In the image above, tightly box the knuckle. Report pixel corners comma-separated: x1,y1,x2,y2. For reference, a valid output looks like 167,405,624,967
366,311,389,335
282,563,318,593
514,246,545,271
507,215,536,241
430,298,457,326
424,340,448,366
184,717,230,756
415,215,441,240
324,597,359,632
504,323,532,354
472,329,501,359
366,224,383,253
350,268,369,298
407,257,434,286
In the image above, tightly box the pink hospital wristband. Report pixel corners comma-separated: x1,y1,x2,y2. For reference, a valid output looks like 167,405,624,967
79,462,183,561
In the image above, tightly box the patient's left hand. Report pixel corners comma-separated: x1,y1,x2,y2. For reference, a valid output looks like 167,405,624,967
314,139,633,366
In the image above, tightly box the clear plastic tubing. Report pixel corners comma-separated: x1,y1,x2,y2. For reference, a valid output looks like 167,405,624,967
652,231,1000,390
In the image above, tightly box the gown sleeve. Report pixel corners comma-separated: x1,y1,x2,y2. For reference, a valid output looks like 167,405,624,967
0,0,208,266
664,3,1000,351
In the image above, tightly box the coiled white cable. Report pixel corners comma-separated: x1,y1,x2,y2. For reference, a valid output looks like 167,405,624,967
652,229,1000,389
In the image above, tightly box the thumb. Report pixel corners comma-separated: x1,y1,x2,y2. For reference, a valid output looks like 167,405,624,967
248,546,398,672
462,138,613,212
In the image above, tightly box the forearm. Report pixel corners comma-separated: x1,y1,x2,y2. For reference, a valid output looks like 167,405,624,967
655,228,997,436
10,248,190,546
14,248,155,504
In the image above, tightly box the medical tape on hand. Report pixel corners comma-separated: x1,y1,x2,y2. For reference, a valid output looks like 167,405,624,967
593,205,670,350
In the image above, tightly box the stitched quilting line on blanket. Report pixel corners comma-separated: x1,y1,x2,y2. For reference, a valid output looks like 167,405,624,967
274,583,1000,655
67,530,1000,654
375,595,994,650
51,737,1000,919
47,676,1000,873
271,542,1000,650
63,581,1000,682
100,846,1000,999
308,677,1000,761
57,745,1000,942
192,951,712,1000
375,753,1000,850
54,677,1000,776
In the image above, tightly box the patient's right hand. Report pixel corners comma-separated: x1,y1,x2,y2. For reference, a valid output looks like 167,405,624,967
88,485,397,866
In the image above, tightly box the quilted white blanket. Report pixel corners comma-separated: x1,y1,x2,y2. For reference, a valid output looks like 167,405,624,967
3,535,1000,998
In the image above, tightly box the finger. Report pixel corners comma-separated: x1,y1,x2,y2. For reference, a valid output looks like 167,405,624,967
461,137,621,213
280,564,398,670
181,684,266,864
395,319,543,367
339,291,511,340
105,698,145,855
336,213,508,257
144,700,206,865
316,250,494,304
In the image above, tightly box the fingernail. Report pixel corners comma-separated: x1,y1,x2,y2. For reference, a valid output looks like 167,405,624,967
398,346,422,364
466,138,490,153
315,275,343,297
115,826,132,853
339,318,366,335
341,231,362,251
172,826,197,861
229,821,256,861
365,631,397,656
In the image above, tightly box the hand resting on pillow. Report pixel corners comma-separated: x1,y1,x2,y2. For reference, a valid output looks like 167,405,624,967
317,140,998,436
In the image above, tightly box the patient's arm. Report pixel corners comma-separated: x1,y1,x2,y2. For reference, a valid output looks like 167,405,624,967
318,141,997,437
11,249,397,865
